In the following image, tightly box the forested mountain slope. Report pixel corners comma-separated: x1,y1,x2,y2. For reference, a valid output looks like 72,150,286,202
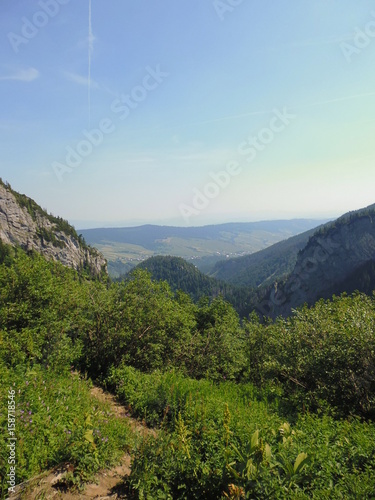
258,203,375,318
208,225,323,287
129,255,256,316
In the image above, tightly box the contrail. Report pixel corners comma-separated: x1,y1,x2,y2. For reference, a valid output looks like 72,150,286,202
88,0,93,127
301,91,375,109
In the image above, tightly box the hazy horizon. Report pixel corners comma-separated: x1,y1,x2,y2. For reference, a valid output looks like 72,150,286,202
74,214,335,231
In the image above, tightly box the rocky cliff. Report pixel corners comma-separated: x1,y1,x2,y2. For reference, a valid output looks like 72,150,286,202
257,204,375,318
0,180,107,276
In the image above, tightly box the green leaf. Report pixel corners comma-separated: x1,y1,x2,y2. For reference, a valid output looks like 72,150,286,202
84,429,94,444
250,429,259,451
245,459,257,479
264,443,272,461
293,452,308,474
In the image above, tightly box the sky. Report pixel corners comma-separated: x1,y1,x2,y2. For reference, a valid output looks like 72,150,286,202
1,0,375,228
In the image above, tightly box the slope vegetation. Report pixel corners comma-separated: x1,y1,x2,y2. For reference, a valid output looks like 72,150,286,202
129,255,256,317
209,226,322,287
258,203,375,318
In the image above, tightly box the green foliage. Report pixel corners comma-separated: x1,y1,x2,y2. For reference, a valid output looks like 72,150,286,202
1,221,375,496
2,245,375,418
81,269,197,378
0,365,131,497
193,297,245,380
82,269,246,381
0,239,16,266
0,245,248,383
0,251,87,369
107,366,375,498
128,256,257,318
243,293,375,418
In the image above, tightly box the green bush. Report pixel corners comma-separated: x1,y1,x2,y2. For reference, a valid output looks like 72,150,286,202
0,252,88,369
243,293,375,418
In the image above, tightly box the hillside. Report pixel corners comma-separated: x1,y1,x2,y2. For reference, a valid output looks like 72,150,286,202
258,203,375,318
0,179,107,277
208,225,324,288
129,255,256,316
131,256,220,301
79,219,325,277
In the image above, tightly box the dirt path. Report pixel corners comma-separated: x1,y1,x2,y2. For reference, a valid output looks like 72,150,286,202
8,387,154,500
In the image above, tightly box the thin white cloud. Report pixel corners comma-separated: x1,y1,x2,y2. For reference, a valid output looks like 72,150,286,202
148,109,272,135
63,71,100,89
186,109,272,127
265,33,354,52
0,68,39,82
166,147,234,165
300,91,375,109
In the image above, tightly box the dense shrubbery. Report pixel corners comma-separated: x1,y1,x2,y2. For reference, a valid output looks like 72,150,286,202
1,244,375,497
107,366,375,498
0,250,246,381
244,294,375,418
0,251,87,369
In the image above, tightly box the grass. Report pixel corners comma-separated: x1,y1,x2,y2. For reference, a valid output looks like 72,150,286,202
0,364,132,498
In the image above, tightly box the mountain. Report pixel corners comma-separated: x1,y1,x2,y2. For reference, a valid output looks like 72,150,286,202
257,203,375,318
208,226,324,288
0,179,107,277
134,205,375,321
79,219,326,277
128,255,256,316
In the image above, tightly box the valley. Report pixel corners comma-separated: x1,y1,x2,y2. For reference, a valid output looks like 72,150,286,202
79,219,327,277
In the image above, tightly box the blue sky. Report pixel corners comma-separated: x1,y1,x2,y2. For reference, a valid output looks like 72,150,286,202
1,0,375,228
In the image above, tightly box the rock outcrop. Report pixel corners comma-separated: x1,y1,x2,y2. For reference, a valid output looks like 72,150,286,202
0,181,107,276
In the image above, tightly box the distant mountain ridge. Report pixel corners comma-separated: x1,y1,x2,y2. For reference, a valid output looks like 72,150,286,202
80,220,325,248
0,179,107,277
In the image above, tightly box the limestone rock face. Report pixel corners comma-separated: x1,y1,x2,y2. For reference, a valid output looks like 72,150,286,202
0,183,107,276
258,206,375,318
